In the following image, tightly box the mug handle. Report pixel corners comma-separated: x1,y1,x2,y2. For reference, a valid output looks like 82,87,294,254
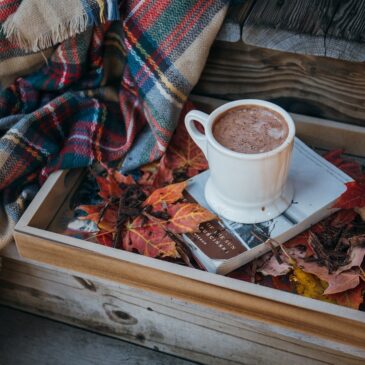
184,110,209,158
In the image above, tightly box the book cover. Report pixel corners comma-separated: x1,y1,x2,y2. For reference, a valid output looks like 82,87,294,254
183,138,353,274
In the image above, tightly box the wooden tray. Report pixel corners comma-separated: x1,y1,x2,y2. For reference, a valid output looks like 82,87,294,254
13,97,365,364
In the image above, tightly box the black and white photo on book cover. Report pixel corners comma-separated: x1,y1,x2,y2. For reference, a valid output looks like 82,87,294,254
183,138,353,274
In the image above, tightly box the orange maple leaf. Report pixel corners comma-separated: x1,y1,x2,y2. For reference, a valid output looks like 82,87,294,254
333,181,365,209
143,181,187,208
167,203,217,233
164,120,208,177
96,170,135,200
78,203,118,232
139,156,173,189
78,204,103,223
122,217,179,258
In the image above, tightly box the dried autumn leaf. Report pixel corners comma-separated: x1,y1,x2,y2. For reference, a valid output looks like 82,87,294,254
143,181,187,208
290,266,330,301
139,156,174,188
295,247,365,295
326,282,365,309
112,170,135,185
333,181,365,209
96,170,135,200
96,175,122,200
78,204,104,223
167,203,217,233
324,149,363,180
96,232,114,247
165,118,208,177
78,204,117,232
329,209,357,228
122,217,179,258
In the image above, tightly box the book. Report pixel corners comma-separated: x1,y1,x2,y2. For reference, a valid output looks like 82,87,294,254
182,138,353,275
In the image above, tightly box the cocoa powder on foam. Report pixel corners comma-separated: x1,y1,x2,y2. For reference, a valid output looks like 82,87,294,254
212,105,289,154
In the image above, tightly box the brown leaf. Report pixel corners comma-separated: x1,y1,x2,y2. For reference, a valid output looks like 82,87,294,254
295,249,364,295
329,209,357,228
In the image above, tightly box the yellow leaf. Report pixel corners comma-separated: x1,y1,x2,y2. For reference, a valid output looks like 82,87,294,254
290,266,334,303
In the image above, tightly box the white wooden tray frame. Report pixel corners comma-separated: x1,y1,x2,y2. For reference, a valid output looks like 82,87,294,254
7,96,365,364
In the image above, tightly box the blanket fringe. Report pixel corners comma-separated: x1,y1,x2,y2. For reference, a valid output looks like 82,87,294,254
2,12,90,52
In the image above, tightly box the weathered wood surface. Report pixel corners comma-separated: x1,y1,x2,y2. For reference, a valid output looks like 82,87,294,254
0,305,196,365
240,0,365,61
0,248,364,365
194,41,365,126
216,0,255,42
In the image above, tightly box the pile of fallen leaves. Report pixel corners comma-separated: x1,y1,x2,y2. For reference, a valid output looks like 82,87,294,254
76,105,214,262
72,107,365,310
236,150,365,309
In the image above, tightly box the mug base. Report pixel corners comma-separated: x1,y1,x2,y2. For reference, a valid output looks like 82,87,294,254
204,178,294,224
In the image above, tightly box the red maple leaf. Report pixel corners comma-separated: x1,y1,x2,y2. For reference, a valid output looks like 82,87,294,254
122,216,179,258
326,281,365,309
78,168,216,259
333,181,365,209
164,116,208,178
139,156,174,189
324,149,363,180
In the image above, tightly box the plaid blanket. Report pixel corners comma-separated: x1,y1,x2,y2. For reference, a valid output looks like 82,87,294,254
0,0,119,87
0,0,229,249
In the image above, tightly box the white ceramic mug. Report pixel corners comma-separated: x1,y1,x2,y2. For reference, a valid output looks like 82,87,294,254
185,100,295,223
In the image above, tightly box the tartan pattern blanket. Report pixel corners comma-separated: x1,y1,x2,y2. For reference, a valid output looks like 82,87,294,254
0,0,229,249
0,0,119,87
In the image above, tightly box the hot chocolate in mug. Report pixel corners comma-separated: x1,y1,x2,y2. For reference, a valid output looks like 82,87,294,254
185,99,295,223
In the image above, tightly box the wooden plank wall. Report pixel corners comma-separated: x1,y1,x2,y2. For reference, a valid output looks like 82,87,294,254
194,41,365,126
206,0,365,126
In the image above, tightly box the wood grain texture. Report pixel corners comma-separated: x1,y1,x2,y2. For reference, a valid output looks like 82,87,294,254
216,0,255,42
0,253,364,365
325,0,365,60
194,41,365,126
0,305,196,365
240,0,365,61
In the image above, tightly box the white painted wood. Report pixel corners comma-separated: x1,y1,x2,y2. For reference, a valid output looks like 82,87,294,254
1,255,364,365
0,305,195,365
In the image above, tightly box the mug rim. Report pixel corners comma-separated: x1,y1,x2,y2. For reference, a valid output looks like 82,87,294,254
206,99,296,160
